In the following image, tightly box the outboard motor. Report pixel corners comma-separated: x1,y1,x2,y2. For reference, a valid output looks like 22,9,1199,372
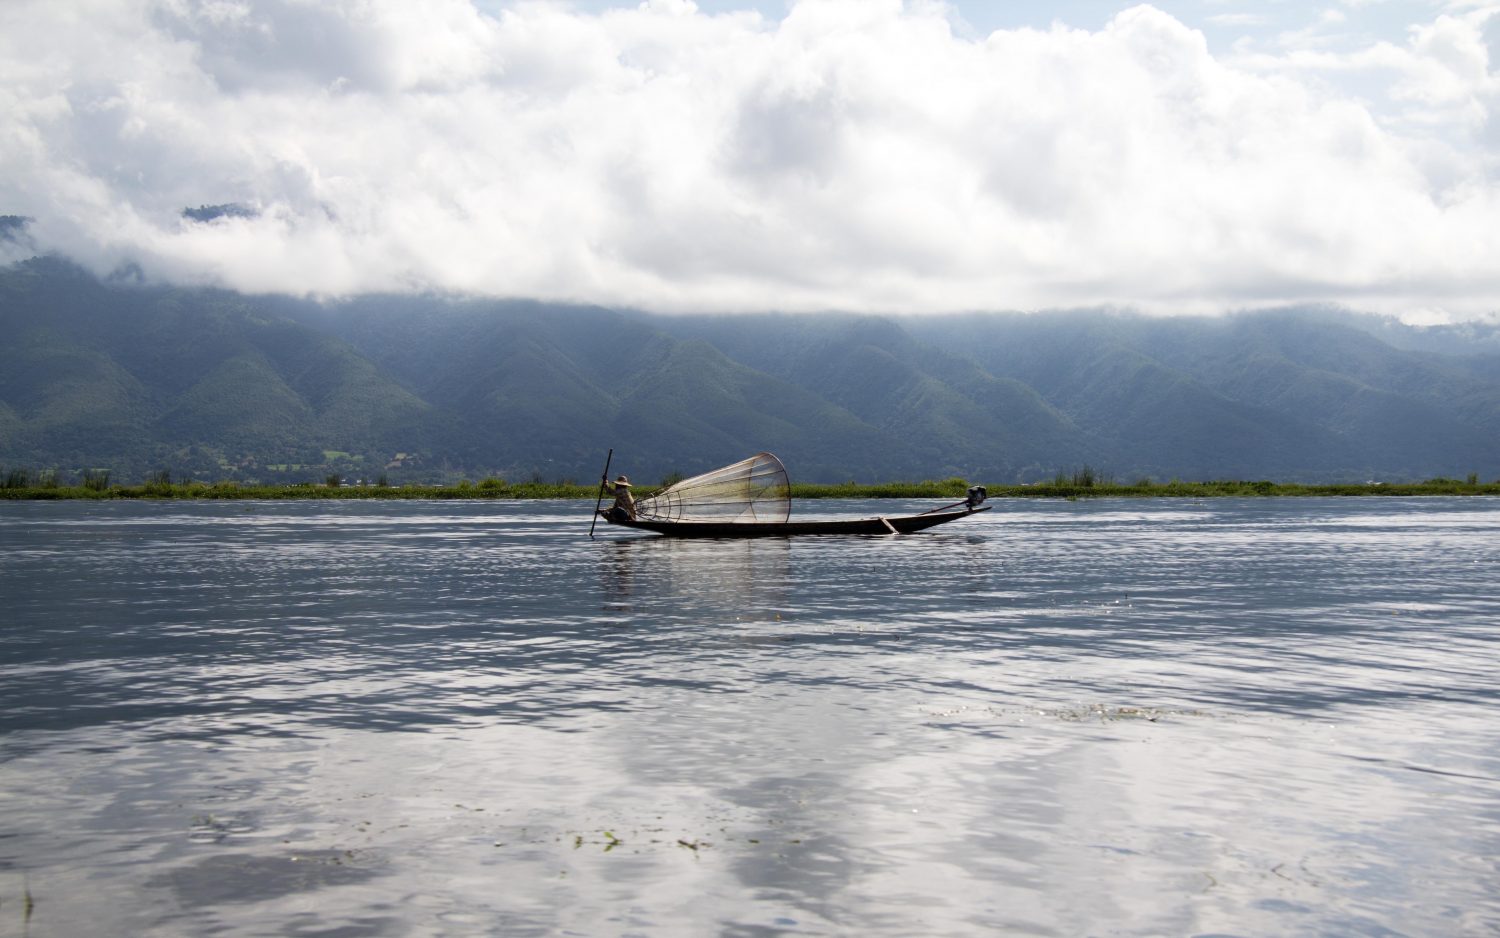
965,485,987,509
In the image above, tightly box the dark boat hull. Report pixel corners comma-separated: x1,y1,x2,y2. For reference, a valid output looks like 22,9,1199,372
601,506,990,538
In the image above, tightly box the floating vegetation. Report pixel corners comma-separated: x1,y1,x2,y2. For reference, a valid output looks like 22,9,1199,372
481,820,799,858
552,830,621,851
1041,704,1210,723
924,703,1211,724
289,849,359,866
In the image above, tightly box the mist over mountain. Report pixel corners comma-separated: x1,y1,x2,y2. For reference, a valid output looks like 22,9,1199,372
2,256,1498,486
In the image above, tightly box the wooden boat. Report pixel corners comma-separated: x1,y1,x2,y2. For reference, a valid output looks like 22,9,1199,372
593,451,990,538
603,505,990,538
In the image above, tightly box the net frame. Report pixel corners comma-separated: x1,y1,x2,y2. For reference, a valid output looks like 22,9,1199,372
634,452,792,523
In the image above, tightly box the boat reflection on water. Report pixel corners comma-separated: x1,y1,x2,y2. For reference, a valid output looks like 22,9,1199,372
600,534,792,625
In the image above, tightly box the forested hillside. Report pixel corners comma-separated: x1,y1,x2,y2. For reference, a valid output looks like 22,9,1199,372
3,256,1498,485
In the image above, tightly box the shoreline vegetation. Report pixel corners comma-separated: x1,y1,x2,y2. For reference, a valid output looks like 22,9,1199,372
3,472,1498,501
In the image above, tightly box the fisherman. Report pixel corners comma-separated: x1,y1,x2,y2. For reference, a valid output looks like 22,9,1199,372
602,474,635,521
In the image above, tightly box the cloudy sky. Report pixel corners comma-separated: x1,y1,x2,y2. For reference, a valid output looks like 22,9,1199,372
1,0,1496,320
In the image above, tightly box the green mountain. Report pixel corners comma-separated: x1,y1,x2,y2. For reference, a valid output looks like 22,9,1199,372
2,256,1498,484
290,297,902,481
0,257,436,480
644,313,1090,480
904,311,1500,480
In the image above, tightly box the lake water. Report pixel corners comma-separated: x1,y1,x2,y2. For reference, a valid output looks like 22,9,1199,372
1,497,1498,937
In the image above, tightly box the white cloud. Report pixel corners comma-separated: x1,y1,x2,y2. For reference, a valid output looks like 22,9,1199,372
0,0,1496,318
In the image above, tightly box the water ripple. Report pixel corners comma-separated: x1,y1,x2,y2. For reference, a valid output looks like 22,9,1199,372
2,497,1498,935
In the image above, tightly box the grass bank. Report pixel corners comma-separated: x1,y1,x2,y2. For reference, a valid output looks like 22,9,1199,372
0,479,591,500
991,478,1500,498
4,477,1499,500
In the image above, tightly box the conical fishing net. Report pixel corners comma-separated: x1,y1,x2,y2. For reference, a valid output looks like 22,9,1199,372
634,452,791,523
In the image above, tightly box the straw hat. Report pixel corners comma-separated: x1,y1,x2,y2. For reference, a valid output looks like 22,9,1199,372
614,475,632,487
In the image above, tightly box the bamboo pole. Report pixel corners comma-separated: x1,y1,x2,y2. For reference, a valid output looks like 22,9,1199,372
589,449,613,539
